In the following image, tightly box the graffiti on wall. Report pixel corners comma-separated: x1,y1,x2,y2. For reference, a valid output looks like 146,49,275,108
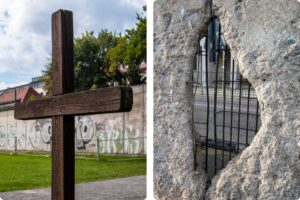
95,118,124,154
17,121,26,149
29,119,52,148
0,125,6,147
95,117,142,154
0,85,146,154
0,115,144,154
0,122,27,149
75,116,95,149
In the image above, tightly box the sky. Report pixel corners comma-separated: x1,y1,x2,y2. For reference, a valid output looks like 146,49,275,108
0,0,146,90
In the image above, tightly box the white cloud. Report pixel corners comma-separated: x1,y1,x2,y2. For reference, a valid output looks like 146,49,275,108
120,0,146,9
0,0,146,86
0,82,7,90
0,81,27,90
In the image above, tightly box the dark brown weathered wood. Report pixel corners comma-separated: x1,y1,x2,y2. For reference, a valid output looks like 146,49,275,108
51,10,75,200
52,9,74,96
52,115,74,200
14,87,133,120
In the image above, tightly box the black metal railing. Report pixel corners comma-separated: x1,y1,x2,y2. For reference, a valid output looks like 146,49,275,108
193,19,261,179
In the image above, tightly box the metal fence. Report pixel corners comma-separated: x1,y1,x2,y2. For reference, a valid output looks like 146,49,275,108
193,18,261,179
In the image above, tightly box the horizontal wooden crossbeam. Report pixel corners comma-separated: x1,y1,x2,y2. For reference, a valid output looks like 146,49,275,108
14,86,133,120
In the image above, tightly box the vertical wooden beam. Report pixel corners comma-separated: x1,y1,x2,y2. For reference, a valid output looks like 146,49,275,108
51,10,75,200
52,10,74,95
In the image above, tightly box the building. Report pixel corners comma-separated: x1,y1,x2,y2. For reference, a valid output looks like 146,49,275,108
0,76,45,111
30,76,46,95
0,76,46,100
0,85,43,113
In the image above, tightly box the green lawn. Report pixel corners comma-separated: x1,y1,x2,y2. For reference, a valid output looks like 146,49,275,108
0,152,146,192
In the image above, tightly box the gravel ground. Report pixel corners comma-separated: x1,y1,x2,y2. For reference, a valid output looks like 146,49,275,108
0,176,146,200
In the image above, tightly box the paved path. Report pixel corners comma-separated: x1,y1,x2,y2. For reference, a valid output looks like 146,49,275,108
0,176,146,200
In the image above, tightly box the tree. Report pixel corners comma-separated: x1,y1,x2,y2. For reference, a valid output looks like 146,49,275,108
41,6,147,94
105,6,147,85
125,6,147,84
105,36,127,84
40,59,52,96
125,6,147,67
74,30,119,91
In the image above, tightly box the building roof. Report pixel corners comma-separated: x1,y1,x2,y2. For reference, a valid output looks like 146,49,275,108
118,61,147,74
0,86,42,105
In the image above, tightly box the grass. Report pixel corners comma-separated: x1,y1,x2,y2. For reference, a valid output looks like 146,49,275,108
0,152,146,192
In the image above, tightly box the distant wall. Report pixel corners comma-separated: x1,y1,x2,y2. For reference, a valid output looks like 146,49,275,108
0,85,146,155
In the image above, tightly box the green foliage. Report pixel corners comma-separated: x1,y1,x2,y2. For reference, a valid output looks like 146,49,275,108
106,6,147,85
41,6,146,94
40,59,52,96
106,36,127,73
124,6,147,68
28,95,36,101
74,30,118,91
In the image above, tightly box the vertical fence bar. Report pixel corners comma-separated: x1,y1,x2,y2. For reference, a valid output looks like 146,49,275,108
141,85,145,154
14,136,17,153
213,63,218,174
193,50,201,96
194,49,202,170
97,137,100,161
237,74,242,152
213,21,221,174
123,112,125,154
199,51,202,86
205,37,210,172
229,60,235,160
245,83,251,146
221,46,226,168
192,49,198,170
255,99,259,133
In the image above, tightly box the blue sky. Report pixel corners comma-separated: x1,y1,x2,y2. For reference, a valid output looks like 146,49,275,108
0,0,146,90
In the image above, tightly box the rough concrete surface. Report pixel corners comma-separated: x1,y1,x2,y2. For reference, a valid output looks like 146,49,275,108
0,176,146,200
154,0,210,199
206,0,300,199
154,0,300,199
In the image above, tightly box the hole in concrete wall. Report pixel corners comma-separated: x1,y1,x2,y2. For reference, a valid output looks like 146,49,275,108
193,18,262,179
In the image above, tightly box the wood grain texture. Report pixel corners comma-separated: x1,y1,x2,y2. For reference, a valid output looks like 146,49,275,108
52,9,74,96
51,115,74,200
14,86,133,120
51,9,75,200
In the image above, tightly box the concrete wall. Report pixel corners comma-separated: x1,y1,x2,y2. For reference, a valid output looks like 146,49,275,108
154,1,210,199
0,85,146,155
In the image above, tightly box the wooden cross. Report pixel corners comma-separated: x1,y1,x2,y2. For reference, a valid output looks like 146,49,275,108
14,10,132,200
